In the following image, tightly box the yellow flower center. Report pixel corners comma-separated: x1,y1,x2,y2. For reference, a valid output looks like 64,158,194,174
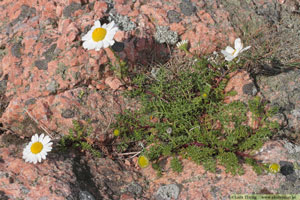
138,155,149,168
232,49,236,56
30,142,43,154
113,129,120,137
92,28,107,42
269,163,280,173
202,93,207,98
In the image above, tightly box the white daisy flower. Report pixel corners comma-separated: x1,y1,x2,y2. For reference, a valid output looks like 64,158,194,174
176,40,188,50
22,134,52,164
221,38,251,61
82,20,118,51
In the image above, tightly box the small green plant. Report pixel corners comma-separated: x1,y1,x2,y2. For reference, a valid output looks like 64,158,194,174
170,157,183,173
59,120,101,157
112,56,279,175
109,48,129,80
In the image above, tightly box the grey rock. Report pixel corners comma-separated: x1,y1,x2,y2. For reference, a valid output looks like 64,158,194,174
279,161,294,176
61,109,75,119
242,83,257,96
156,184,180,200
210,186,220,199
20,185,30,194
111,41,124,52
63,3,82,18
0,77,8,95
256,2,280,24
72,156,103,199
127,183,142,196
257,69,300,133
286,174,297,182
167,10,182,23
11,5,36,26
35,59,48,70
0,191,9,200
221,0,300,64
39,197,49,200
79,191,95,200
154,26,178,45
25,98,36,105
291,109,300,118
278,176,300,194
11,42,22,58
43,44,57,62
105,0,114,5
283,140,300,155
46,80,59,94
108,13,136,31
88,2,95,10
180,0,196,16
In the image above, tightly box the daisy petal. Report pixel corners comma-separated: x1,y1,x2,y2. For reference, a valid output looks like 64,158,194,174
234,38,243,51
221,49,232,57
43,136,51,144
95,41,104,50
110,27,118,34
103,40,110,48
39,134,45,141
225,55,235,61
225,46,235,54
83,40,94,50
82,32,91,41
102,24,107,29
107,21,115,30
44,146,52,152
94,20,101,27
108,40,115,46
240,46,251,53
32,134,38,142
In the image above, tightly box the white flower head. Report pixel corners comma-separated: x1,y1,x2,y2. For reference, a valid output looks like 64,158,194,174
23,134,52,164
166,127,172,134
221,38,251,61
151,67,160,79
82,20,118,51
176,40,189,50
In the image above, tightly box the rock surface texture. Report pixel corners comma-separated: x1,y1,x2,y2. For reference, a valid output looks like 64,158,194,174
0,0,238,140
1,0,300,199
0,133,149,200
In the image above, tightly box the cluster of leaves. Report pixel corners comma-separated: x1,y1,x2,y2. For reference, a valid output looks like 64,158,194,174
112,58,279,175
58,120,101,157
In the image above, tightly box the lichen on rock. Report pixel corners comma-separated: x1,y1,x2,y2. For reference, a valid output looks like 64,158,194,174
154,25,178,45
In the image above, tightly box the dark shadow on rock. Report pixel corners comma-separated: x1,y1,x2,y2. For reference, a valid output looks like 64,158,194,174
71,153,103,200
0,191,9,200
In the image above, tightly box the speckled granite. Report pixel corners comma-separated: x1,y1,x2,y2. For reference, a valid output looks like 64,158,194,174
0,0,300,199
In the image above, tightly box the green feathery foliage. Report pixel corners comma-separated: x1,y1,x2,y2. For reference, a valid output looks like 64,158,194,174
59,120,101,158
112,58,279,175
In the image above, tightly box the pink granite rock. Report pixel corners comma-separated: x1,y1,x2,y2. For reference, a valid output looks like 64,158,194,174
0,0,240,138
224,70,257,103
138,140,296,200
0,0,298,199
0,133,149,200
